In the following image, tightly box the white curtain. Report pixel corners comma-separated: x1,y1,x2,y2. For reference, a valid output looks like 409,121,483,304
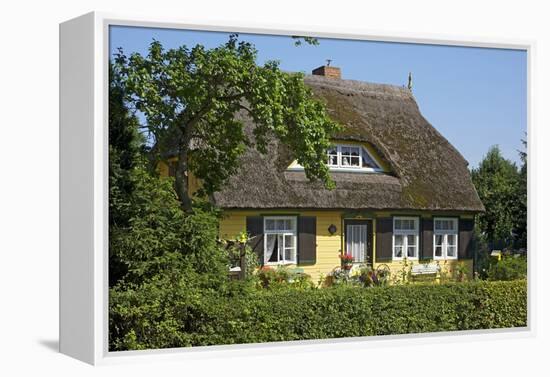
265,234,277,263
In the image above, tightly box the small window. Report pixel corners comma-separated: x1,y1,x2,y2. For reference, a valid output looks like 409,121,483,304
264,216,297,265
393,217,419,260
323,144,382,172
433,218,458,260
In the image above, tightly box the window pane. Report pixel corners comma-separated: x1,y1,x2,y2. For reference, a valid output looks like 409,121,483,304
284,234,294,248
395,219,402,230
342,156,350,166
395,219,416,231
350,156,360,166
435,234,443,246
407,246,416,258
435,219,457,231
395,234,404,246
447,234,456,246
394,246,403,258
341,146,350,155
328,154,338,165
447,246,456,258
435,246,442,257
265,234,278,262
407,234,415,246
265,219,275,231
284,219,291,231
278,234,284,260
394,235,403,257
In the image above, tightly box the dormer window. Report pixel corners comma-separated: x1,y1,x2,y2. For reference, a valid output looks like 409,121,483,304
287,143,384,173
325,144,382,172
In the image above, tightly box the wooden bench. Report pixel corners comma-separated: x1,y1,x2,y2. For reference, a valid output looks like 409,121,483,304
411,263,439,280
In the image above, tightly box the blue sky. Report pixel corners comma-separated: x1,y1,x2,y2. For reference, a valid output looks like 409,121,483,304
110,26,527,168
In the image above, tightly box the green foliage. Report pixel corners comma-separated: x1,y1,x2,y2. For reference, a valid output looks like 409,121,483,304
356,265,390,287
225,232,259,279
471,145,525,249
473,222,491,279
291,36,320,46
113,35,340,210
110,280,526,350
256,266,315,290
487,256,527,281
109,62,230,287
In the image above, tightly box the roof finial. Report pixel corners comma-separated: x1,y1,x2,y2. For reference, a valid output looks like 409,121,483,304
407,72,413,91
326,59,332,67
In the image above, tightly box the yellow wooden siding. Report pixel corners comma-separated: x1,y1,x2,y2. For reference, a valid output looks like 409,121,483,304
220,210,343,282
221,210,475,283
157,158,202,196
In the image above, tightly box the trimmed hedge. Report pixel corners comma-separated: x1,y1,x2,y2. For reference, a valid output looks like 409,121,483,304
110,280,527,350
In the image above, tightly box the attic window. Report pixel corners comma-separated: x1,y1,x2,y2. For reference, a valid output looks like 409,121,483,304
325,144,382,172
287,143,384,173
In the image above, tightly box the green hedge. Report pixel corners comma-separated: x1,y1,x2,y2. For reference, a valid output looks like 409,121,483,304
110,280,527,350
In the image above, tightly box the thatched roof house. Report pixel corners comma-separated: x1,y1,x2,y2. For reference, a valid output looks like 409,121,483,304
162,65,484,281
213,73,484,213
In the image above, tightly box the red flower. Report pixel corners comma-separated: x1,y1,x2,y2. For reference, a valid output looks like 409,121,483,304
339,253,354,263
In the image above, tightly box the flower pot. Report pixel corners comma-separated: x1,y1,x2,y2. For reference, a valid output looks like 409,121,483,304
342,264,353,271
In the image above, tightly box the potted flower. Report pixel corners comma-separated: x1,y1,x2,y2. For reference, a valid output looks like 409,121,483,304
340,253,354,270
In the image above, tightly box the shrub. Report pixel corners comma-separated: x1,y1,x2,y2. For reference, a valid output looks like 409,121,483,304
487,256,527,281
256,266,314,290
110,280,527,350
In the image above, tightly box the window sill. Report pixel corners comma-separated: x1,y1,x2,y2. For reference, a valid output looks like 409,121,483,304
392,257,419,262
264,261,297,266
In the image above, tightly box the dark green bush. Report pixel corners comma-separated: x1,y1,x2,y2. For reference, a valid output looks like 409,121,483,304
487,256,527,281
110,280,527,351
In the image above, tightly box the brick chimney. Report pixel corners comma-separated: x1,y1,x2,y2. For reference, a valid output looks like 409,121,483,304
312,65,341,79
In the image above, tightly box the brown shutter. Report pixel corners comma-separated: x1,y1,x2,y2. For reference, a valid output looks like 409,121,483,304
421,218,434,260
376,217,393,262
298,216,316,265
459,218,474,259
366,220,374,265
246,216,264,264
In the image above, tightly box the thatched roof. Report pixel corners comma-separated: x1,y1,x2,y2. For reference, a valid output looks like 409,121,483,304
212,74,484,212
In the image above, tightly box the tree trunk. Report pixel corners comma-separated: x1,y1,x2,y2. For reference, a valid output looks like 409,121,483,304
174,144,193,213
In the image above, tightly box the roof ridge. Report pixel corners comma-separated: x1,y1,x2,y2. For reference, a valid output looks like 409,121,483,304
304,74,413,98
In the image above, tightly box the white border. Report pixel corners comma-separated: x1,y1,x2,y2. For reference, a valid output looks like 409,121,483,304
59,11,534,365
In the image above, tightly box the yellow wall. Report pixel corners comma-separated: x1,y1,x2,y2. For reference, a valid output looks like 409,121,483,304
157,158,202,197
221,210,475,283
220,210,343,282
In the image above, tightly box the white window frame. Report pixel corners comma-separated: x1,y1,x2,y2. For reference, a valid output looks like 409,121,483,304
327,144,383,172
263,216,297,265
392,216,419,260
433,217,459,260
288,143,384,173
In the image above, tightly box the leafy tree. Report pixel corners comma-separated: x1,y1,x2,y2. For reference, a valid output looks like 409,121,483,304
471,146,521,249
109,65,228,287
109,65,146,286
514,136,527,248
112,35,339,212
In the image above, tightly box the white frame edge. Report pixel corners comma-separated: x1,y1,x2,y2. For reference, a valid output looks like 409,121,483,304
59,10,535,365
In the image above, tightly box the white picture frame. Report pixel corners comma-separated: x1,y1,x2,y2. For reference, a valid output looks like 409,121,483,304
59,11,534,365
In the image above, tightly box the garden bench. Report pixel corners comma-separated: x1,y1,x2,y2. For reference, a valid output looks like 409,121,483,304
411,263,439,280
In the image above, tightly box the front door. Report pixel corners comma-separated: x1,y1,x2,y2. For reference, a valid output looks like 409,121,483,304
344,220,373,265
